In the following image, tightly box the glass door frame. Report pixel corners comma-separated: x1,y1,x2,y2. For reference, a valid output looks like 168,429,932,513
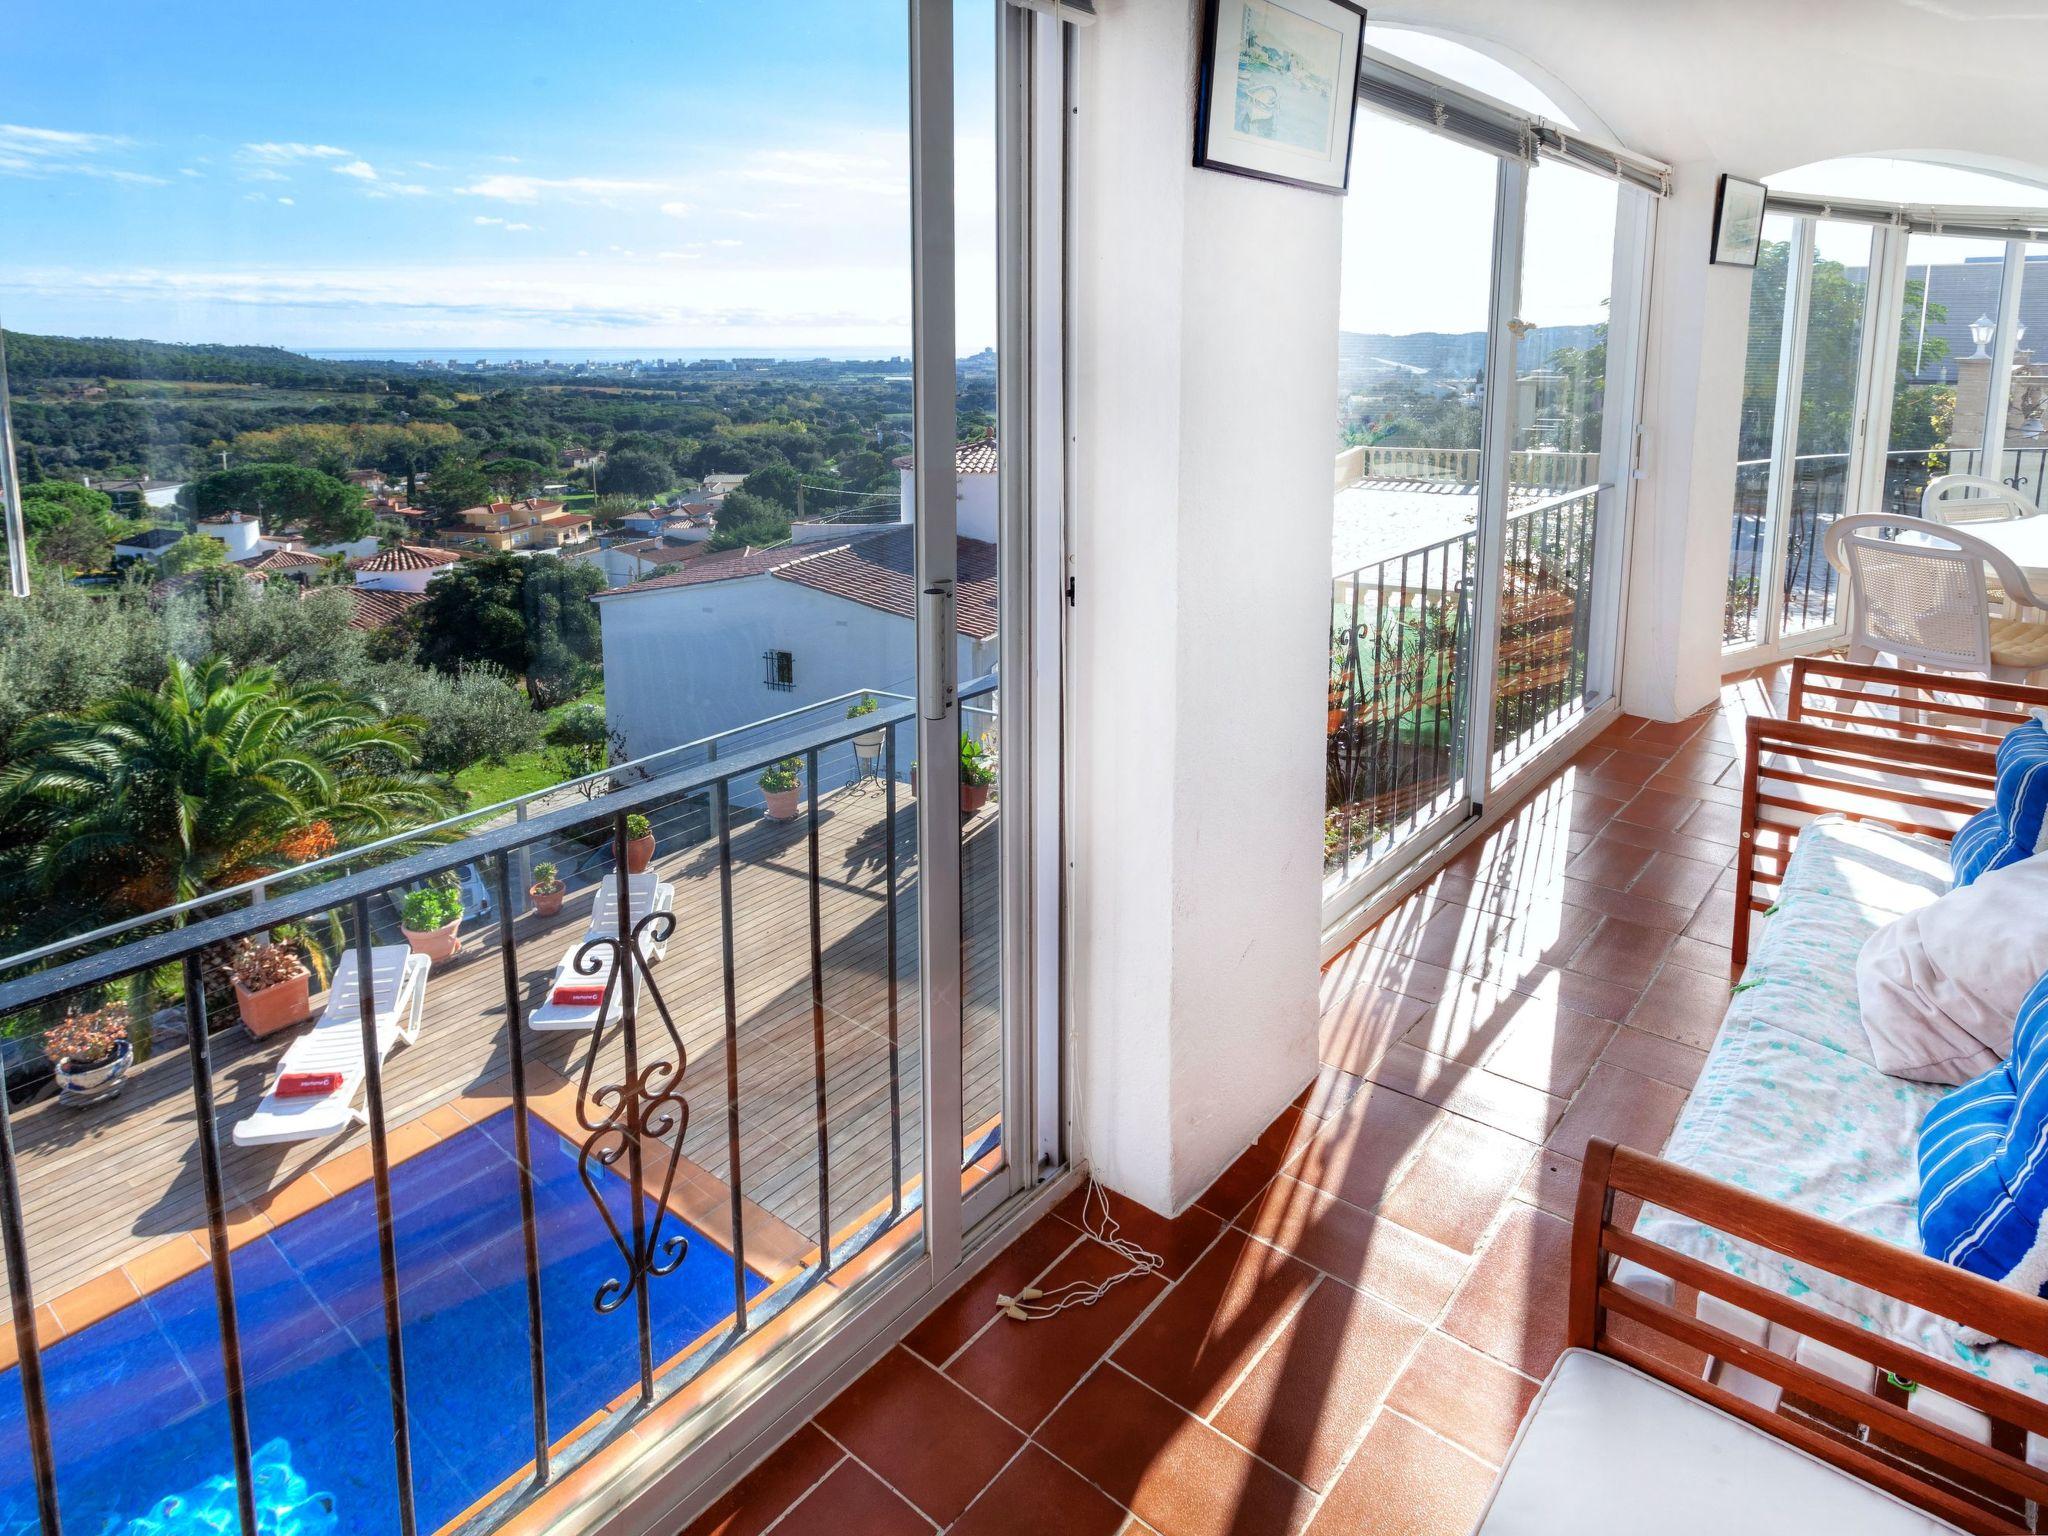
463,4,1070,1531
1322,129,1656,930
1723,213,2038,672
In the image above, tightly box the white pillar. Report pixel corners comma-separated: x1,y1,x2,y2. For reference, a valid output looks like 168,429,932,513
1066,0,1329,1214
1621,162,1755,720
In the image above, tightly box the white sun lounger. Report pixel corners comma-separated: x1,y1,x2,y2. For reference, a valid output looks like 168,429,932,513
587,872,676,962
527,941,630,1033
232,946,429,1147
528,874,676,1033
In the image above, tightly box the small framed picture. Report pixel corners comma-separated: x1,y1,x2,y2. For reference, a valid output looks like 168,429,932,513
1194,0,1368,195
1711,175,1768,267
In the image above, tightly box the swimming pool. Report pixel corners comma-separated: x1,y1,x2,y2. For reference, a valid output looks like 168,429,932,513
0,1108,766,1535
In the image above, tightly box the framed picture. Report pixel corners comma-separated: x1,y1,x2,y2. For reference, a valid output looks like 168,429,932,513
1194,0,1368,195
1711,174,1768,267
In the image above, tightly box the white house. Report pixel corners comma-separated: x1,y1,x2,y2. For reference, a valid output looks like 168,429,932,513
592,523,998,777
349,542,462,594
111,526,187,564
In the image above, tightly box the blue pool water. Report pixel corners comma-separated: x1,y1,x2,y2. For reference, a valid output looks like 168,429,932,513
0,1109,765,1535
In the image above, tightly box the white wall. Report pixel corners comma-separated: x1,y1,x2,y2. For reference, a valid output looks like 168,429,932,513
894,463,994,541
596,577,990,768
1067,0,1331,1215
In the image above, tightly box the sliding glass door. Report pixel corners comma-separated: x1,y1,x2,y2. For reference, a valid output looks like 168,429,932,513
0,2,1058,1530
1328,99,1650,911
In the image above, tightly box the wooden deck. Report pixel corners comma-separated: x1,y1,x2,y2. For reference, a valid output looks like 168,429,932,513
3,782,1004,1315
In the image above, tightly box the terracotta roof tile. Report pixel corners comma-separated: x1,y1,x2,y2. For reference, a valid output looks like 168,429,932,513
346,587,428,631
891,435,999,476
234,548,327,573
352,543,463,573
595,525,996,640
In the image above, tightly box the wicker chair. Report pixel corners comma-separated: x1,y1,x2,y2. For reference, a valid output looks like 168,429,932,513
1921,472,2036,526
1822,512,2048,685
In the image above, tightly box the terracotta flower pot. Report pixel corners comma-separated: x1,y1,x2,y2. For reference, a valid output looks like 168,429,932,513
961,782,992,815
764,786,802,821
403,916,463,964
625,833,655,873
529,883,565,918
234,971,312,1039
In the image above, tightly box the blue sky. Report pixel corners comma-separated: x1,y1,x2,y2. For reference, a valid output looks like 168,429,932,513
0,1,997,352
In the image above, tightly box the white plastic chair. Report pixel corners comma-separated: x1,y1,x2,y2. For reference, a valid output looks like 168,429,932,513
1823,513,2048,685
1921,474,2035,527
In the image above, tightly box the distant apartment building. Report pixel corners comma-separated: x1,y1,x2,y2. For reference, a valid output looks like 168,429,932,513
593,437,1000,769
453,498,595,552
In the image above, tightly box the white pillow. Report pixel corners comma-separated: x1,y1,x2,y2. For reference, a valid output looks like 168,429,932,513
1857,853,2048,1083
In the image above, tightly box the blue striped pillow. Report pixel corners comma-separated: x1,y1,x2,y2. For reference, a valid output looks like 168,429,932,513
1919,972,2048,1296
1951,718,2048,889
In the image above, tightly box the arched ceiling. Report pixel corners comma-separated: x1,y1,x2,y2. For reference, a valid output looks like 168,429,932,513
1367,0,2048,185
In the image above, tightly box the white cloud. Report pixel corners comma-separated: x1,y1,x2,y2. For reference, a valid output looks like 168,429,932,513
0,123,164,184
474,216,537,231
241,142,349,163
458,173,666,205
333,159,379,182
277,197,295,206
179,167,203,179
659,201,695,219
242,167,290,183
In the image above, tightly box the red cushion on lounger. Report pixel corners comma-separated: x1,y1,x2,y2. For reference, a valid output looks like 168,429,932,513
552,985,605,1007
276,1071,344,1098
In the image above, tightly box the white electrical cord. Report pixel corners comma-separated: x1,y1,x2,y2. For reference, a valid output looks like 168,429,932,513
997,1175,1163,1320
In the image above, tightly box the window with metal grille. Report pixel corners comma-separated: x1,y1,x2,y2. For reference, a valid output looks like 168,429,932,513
763,649,794,691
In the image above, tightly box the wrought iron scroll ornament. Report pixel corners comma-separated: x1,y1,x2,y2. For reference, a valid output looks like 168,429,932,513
570,906,691,1313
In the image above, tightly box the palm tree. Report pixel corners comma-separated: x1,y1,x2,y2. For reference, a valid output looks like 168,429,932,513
0,657,457,937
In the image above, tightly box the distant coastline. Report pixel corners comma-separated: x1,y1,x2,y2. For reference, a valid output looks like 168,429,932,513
297,345,919,366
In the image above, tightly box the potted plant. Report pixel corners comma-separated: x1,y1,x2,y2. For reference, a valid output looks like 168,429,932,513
46,1002,132,1106
960,733,996,815
400,875,465,963
848,693,885,751
760,757,803,821
229,935,312,1039
623,813,655,873
529,861,566,917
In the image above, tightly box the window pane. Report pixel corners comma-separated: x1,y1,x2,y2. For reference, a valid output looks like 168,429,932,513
0,4,938,1530
1886,233,2008,520
1778,219,1873,638
2007,245,2048,507
1329,110,1496,883
955,0,1005,1196
1492,158,1616,773
1725,212,1798,649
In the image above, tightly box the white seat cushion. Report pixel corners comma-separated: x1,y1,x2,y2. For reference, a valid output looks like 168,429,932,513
1475,1350,1963,1535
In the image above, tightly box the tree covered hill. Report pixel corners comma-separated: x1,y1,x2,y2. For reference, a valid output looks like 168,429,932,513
2,330,409,387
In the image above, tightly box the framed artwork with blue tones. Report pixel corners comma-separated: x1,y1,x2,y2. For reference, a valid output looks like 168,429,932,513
1195,0,1367,194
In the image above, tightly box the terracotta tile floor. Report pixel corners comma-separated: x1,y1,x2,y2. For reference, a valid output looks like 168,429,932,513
683,673,1783,1535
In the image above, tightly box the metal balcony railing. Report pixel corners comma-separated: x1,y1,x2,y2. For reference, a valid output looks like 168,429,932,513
1326,484,1600,882
0,674,998,1536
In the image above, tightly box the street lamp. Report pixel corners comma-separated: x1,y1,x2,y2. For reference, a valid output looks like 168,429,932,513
1970,314,1996,359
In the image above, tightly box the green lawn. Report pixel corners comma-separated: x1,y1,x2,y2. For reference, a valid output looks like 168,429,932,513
453,685,606,809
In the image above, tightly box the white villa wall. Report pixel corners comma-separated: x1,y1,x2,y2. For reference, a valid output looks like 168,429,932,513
1067,1,1331,1215
895,464,995,543
353,564,444,595
596,576,992,769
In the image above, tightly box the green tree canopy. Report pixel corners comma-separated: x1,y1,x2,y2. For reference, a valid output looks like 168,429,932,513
178,464,373,544
419,458,492,518
413,552,605,708
0,657,456,938
19,480,114,536
598,448,671,497
706,490,791,552
481,456,548,498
